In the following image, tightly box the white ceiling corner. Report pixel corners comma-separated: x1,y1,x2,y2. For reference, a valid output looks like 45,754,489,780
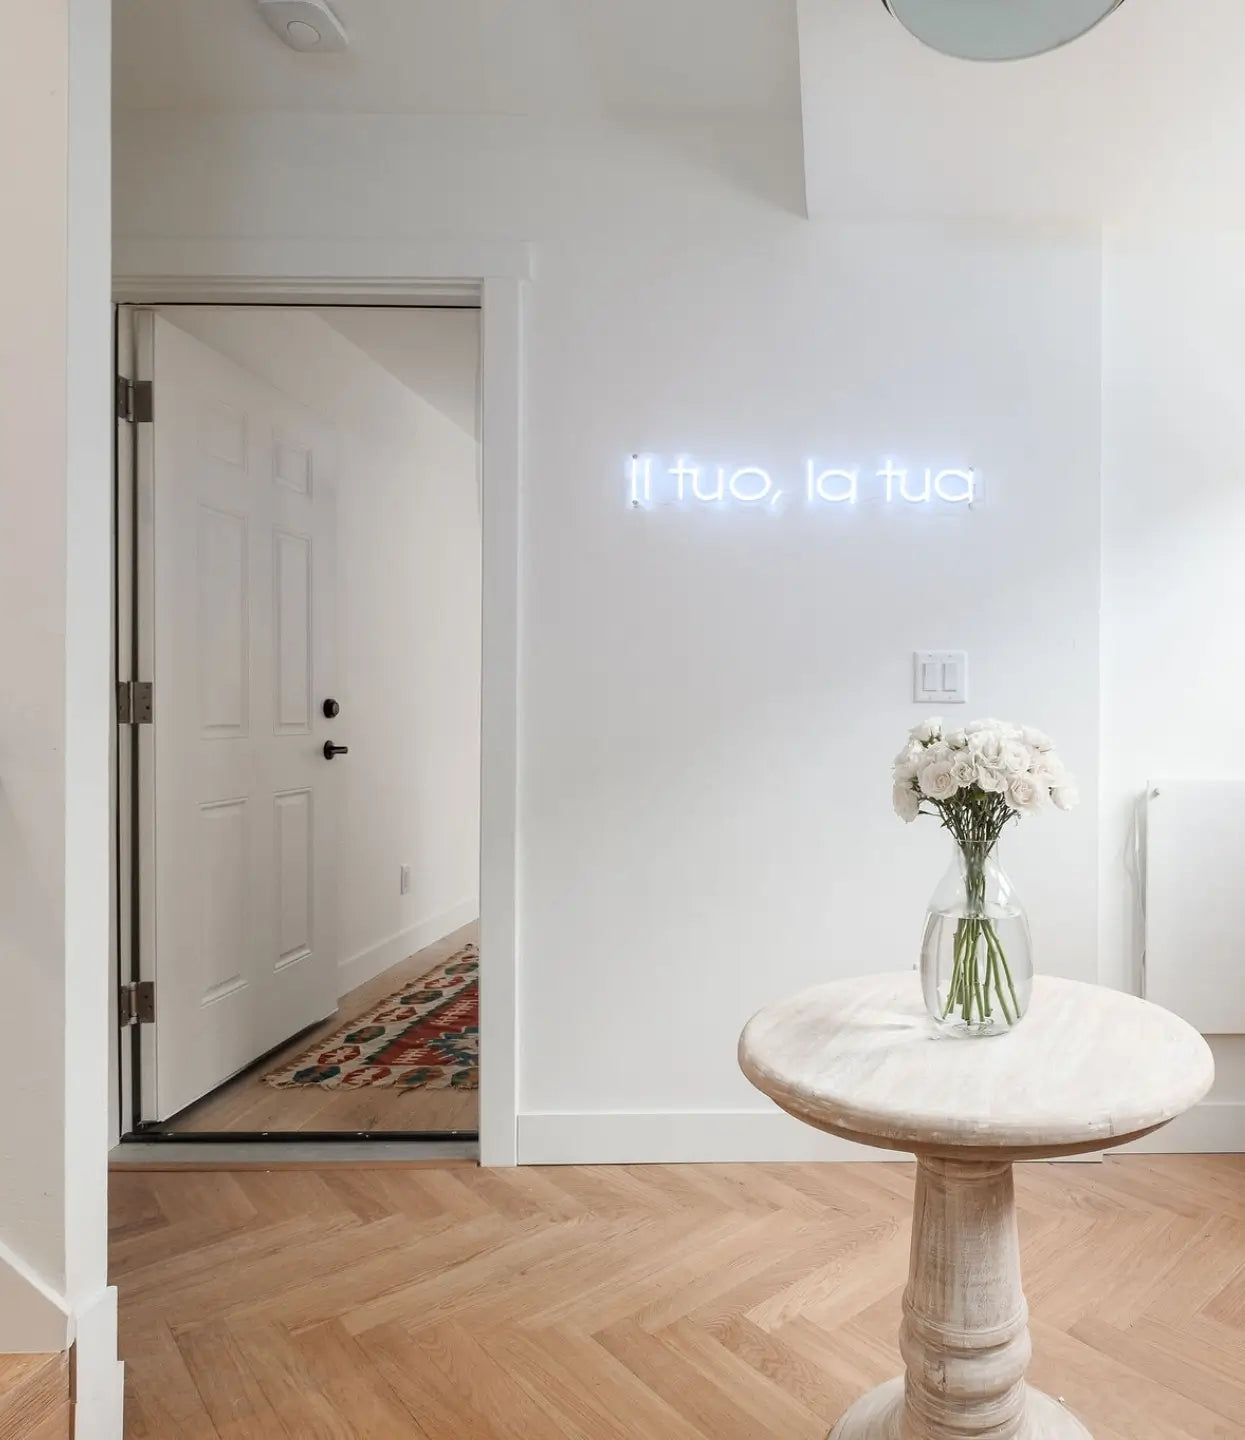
318,307,481,441
113,0,802,121
795,0,1245,225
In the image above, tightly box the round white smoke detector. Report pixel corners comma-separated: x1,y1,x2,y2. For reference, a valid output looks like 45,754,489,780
255,0,349,53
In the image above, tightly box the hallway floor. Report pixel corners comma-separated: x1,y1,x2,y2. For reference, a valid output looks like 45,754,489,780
162,923,478,1136
110,1154,1245,1438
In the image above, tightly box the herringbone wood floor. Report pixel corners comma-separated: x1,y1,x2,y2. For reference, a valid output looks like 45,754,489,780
110,1156,1245,1439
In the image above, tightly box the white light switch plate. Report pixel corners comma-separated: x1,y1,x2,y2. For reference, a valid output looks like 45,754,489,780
914,651,968,705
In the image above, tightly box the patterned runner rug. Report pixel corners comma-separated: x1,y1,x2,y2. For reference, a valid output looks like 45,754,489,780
263,944,478,1091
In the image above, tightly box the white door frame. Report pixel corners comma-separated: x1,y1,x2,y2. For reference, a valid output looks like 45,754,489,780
114,239,529,1165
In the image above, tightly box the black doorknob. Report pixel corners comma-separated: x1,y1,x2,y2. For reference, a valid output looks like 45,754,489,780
322,698,340,718
323,742,349,759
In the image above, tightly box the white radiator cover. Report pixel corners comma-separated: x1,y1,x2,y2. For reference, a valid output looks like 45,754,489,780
1145,780,1245,1035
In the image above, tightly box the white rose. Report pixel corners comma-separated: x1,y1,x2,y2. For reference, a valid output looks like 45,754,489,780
945,728,968,749
893,758,920,782
894,742,922,767
967,729,1002,760
949,753,977,789
910,717,943,744
974,757,1006,792
918,757,959,802
1005,773,1045,814
1029,756,1066,792
1052,781,1080,812
893,782,922,823
1021,726,1053,752
998,740,1030,777
965,717,1004,735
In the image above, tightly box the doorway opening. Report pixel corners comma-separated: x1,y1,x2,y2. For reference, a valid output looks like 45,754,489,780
116,303,483,1146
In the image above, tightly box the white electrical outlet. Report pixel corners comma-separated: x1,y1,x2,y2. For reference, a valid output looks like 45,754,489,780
914,651,968,705
399,864,412,895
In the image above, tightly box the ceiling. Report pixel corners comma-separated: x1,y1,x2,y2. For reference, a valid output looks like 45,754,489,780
115,0,1239,226
114,0,801,118
318,308,480,440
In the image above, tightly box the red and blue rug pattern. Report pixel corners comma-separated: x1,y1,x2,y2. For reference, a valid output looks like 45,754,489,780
263,945,478,1091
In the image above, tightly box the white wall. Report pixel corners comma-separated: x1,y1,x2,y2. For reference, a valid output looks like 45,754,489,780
115,112,1105,1159
330,322,481,984
516,216,1101,1132
65,0,125,1418
1,0,72,1324
0,0,122,1427
1102,233,1245,1148
165,309,481,992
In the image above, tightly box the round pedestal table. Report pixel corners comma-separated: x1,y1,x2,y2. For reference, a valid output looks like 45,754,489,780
738,974,1214,1440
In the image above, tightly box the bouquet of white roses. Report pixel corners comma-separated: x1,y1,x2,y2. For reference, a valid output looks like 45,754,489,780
893,717,1077,1029
893,717,1078,828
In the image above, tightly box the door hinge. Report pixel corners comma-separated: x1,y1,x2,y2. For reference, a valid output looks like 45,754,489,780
119,980,156,1027
117,680,153,725
115,376,153,424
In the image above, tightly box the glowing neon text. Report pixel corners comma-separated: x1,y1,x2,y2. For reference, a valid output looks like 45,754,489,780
627,456,977,509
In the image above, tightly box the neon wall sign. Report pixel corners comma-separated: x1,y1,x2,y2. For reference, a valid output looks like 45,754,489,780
627,455,977,509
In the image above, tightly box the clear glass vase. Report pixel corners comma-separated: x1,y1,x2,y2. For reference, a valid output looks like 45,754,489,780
920,840,1033,1036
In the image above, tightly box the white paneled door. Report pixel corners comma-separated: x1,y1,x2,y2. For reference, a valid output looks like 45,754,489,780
143,315,339,1121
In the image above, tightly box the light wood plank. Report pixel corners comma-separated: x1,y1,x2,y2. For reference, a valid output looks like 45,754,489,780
0,1354,68,1440
110,1156,1245,1440
24,1412,70,1440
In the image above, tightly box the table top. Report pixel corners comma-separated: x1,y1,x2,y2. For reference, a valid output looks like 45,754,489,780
739,973,1215,1158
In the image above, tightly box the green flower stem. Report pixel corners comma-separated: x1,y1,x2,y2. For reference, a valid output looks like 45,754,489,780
983,920,1020,1020
941,842,1020,1030
986,939,1014,1026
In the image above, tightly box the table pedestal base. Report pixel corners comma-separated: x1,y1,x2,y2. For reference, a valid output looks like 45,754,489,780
825,1157,1094,1440
828,1377,1091,1438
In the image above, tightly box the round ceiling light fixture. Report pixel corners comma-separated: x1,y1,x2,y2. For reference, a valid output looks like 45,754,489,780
881,0,1127,62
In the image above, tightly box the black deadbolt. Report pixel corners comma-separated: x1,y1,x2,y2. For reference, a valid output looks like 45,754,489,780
322,698,340,718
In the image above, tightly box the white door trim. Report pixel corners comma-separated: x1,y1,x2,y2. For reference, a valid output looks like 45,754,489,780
114,242,528,1165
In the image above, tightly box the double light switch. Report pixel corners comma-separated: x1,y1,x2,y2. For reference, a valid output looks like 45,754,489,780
914,651,968,705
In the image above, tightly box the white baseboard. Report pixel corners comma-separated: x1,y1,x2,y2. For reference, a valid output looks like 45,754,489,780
337,898,479,996
1118,1100,1245,1153
518,1109,907,1165
517,1103,1241,1166
71,1285,124,1440
0,1236,70,1352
